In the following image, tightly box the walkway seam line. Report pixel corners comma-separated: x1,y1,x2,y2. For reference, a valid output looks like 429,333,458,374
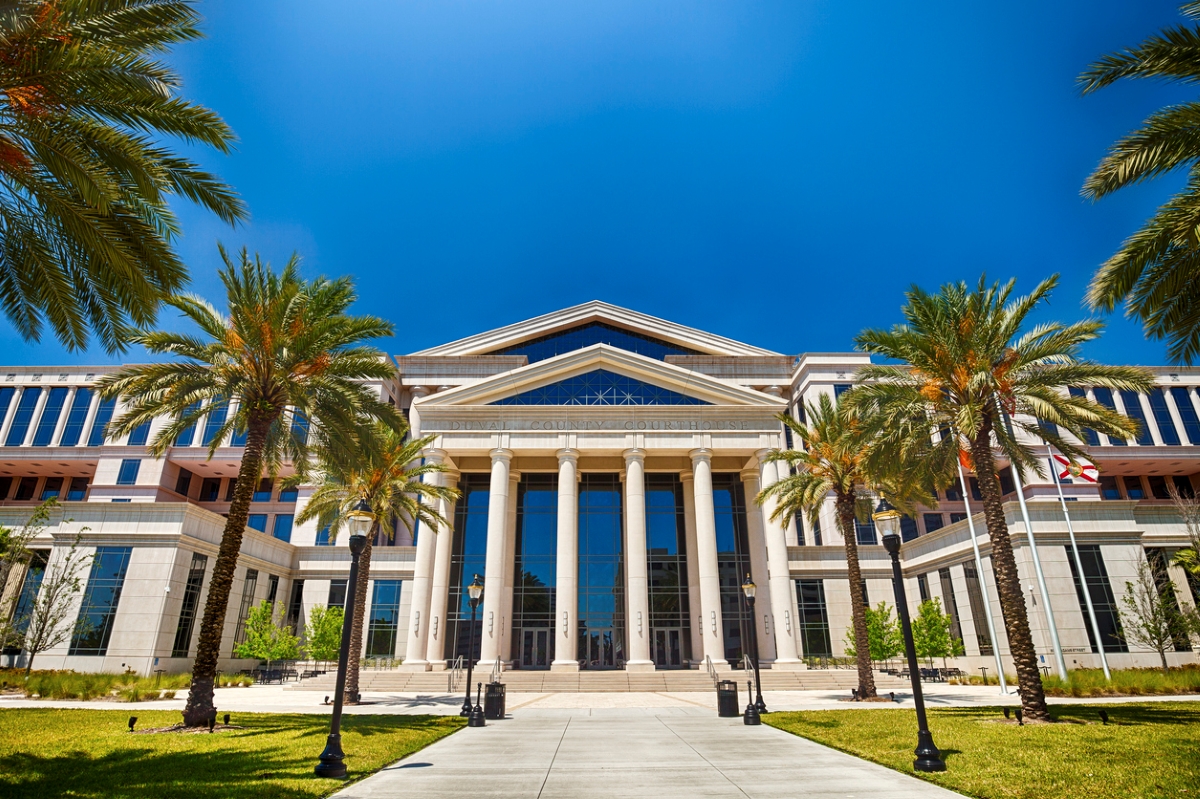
535,716,571,799
654,714,752,798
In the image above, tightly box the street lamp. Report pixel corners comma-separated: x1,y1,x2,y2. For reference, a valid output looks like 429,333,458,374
741,574,767,714
460,574,484,717
875,497,946,773
315,498,375,779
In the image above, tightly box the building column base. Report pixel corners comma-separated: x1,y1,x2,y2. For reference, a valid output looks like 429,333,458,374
399,660,431,672
707,659,732,672
768,658,808,671
427,661,448,672
624,660,656,673
550,660,580,673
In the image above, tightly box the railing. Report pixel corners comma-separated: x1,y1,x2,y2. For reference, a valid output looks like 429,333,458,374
705,655,719,688
739,654,753,680
447,656,464,693
490,659,503,684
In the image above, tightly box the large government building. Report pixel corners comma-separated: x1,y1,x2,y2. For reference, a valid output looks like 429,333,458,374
1,302,1198,676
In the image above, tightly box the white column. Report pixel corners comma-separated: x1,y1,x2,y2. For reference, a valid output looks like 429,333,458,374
0,386,22,444
552,449,580,671
424,471,459,669
680,472,704,664
407,386,429,438
690,448,727,667
477,448,513,668
77,389,101,447
740,468,778,664
50,387,76,446
400,448,445,671
756,451,804,667
623,449,654,671
22,388,49,447
500,469,519,664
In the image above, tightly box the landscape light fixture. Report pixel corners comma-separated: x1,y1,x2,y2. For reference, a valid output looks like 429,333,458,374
128,716,137,732
469,682,486,727
876,497,946,773
461,574,484,717
743,680,761,726
315,499,374,779
740,574,767,714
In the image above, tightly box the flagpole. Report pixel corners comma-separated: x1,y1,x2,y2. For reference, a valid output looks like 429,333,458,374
1047,445,1111,681
955,457,1009,695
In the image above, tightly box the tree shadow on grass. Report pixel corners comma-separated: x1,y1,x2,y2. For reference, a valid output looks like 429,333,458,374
931,703,1200,728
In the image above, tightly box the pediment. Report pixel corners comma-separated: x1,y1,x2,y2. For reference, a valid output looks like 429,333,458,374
408,301,780,360
417,345,786,408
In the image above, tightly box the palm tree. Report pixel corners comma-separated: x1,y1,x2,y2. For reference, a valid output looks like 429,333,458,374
0,0,247,353
295,420,458,702
98,247,399,727
1079,1,1200,363
758,393,932,699
851,274,1153,721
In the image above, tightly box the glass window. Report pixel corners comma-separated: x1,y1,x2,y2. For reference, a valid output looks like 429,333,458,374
833,383,852,398
1170,388,1200,444
10,550,49,636
279,485,299,502
39,477,62,501
366,580,403,657
1148,388,1181,446
1092,388,1125,445
1099,476,1121,500
116,459,140,486
575,473,627,667
923,513,945,534
646,474,690,652
962,564,992,655
1069,387,1100,445
968,477,982,501
14,477,36,501
900,515,919,542
66,477,88,501
328,578,348,609
493,368,710,407
1119,391,1153,445
252,479,273,502
175,469,193,498
917,573,930,603
493,321,698,363
199,478,220,502
949,514,968,524
57,388,93,447
511,474,557,646
0,476,11,499
1066,545,1127,653
1174,476,1196,498
171,553,207,657
854,517,876,545
31,387,68,446
285,580,305,632
230,424,248,447
201,397,228,447
86,397,116,446
1147,549,1192,651
5,388,42,446
291,411,310,445
246,514,268,533
796,579,832,657
0,387,14,434
998,467,1016,496
272,514,294,542
224,478,238,502
1148,475,1171,500
937,568,963,643
126,420,151,447
70,547,132,655
315,524,331,546
173,401,202,447
712,474,751,663
944,483,962,502
232,569,259,652
1122,476,1145,500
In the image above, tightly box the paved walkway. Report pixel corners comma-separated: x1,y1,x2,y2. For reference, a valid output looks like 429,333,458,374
330,707,965,799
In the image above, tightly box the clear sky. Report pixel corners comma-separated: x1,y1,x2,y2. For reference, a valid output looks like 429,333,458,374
2,0,1195,366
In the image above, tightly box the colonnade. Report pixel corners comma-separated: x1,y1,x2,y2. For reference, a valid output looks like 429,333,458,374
402,446,805,672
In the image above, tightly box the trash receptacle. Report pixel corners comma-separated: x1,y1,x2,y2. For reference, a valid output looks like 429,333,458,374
716,680,739,717
484,682,506,720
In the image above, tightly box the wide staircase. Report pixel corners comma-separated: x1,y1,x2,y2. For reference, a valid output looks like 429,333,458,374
290,667,910,694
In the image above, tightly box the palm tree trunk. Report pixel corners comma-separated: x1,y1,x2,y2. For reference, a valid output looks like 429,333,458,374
182,418,270,727
344,527,374,703
836,491,877,699
969,415,1050,722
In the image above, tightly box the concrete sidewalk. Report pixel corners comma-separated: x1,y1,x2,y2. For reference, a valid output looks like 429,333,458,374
331,707,965,799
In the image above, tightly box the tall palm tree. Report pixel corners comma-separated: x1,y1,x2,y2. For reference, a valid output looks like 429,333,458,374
98,247,400,727
295,420,458,702
0,0,247,353
1079,1,1200,363
758,393,932,699
851,274,1153,721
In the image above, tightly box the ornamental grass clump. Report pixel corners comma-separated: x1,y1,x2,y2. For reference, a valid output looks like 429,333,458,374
1043,666,1200,697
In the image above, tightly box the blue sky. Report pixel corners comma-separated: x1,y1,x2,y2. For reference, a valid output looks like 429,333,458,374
3,0,1196,365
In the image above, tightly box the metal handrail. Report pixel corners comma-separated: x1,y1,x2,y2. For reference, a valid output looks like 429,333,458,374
740,654,753,677
705,655,719,688
447,655,464,693
490,659,503,684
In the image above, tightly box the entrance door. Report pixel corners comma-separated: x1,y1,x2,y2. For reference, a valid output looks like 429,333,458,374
521,629,551,669
584,628,622,669
653,628,684,668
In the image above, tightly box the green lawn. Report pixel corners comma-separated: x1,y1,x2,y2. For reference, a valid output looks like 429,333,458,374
765,702,1200,799
0,709,464,799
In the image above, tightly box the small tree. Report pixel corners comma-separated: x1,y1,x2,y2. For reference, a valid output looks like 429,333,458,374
11,534,92,674
844,602,903,667
1169,485,1200,583
233,600,300,673
912,598,964,669
304,604,343,666
1119,558,1188,673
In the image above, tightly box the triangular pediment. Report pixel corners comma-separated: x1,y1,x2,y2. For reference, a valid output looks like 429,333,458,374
417,345,786,408
408,301,780,360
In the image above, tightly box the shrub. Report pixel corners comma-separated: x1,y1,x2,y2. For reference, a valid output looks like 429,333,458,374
1043,666,1200,697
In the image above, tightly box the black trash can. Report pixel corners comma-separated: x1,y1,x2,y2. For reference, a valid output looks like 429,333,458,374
716,680,739,717
484,682,507,720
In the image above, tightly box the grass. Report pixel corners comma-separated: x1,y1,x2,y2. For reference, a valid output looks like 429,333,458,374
1042,665,1200,697
765,702,1200,799
0,709,464,799
0,669,254,701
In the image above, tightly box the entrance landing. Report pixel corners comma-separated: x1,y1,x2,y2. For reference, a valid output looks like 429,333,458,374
331,707,964,799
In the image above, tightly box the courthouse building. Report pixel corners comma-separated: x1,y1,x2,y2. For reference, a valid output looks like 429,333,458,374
1,301,1199,676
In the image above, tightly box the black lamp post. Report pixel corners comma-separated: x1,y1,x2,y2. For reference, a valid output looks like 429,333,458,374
875,498,946,773
460,574,484,717
741,574,767,714
315,498,375,779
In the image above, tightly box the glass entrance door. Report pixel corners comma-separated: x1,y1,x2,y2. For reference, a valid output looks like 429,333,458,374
583,628,622,669
521,628,551,669
653,628,684,668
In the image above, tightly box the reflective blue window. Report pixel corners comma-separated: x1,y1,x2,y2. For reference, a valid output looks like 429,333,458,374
11,550,48,636
1148,388,1181,446
1092,388,1125,445
6,388,42,446
272,514,294,542
1069,388,1100,445
1119,391,1153,445
70,547,132,655
577,473,625,666
712,474,751,663
247,514,268,533
0,387,15,433
493,369,709,406
31,387,68,446
901,515,919,542
116,459,140,486
87,397,116,447
494,321,697,363
230,426,248,446
446,475,491,661
366,579,403,656
127,420,151,447
291,411,310,444
1171,387,1200,445
174,402,202,447
201,397,228,446
58,388,92,447
315,524,332,546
